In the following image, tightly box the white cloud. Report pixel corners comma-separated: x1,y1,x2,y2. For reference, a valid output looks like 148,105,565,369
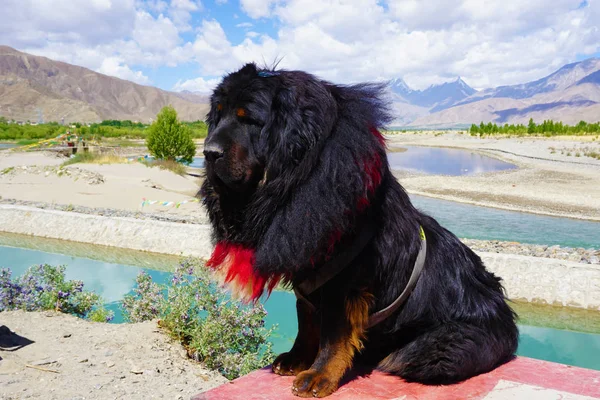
1,0,599,93
172,76,221,92
189,0,600,90
215,0,228,4
144,0,168,13
168,0,203,30
0,0,137,48
133,11,180,52
2,4,192,76
97,57,150,85
189,19,280,75
240,0,275,19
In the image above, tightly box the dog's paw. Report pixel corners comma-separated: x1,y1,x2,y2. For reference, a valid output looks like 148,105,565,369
272,352,311,376
292,369,338,398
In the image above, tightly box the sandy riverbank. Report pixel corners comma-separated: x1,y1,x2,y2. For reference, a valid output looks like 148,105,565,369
0,151,206,220
386,133,600,221
3,134,600,221
0,310,227,400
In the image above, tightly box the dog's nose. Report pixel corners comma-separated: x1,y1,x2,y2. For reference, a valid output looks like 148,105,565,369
203,143,224,162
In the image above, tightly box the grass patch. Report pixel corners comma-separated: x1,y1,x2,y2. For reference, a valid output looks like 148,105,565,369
585,150,600,160
102,138,145,147
16,139,40,146
555,145,600,160
62,152,128,166
141,158,187,175
1,166,14,175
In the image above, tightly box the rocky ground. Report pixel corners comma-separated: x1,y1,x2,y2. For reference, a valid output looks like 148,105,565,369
1,165,105,185
0,311,227,400
463,239,599,264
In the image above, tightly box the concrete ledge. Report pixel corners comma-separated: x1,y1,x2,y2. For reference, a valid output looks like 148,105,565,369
0,205,214,258
482,252,600,310
194,357,600,400
1,205,599,310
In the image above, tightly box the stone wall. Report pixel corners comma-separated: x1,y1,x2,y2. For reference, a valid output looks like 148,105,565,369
0,205,214,259
482,253,600,310
1,205,599,310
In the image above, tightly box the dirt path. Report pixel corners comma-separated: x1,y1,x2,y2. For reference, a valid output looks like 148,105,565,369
0,311,227,400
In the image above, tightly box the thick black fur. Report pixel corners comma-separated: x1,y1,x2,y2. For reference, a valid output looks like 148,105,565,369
201,63,519,389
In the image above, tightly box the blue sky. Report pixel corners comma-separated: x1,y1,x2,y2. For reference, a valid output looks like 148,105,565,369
1,0,599,92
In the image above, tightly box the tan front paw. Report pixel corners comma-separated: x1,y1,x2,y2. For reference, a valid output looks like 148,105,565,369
292,369,338,398
272,352,311,376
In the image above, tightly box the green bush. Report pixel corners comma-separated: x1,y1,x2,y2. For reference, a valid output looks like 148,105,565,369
122,258,276,380
146,106,196,163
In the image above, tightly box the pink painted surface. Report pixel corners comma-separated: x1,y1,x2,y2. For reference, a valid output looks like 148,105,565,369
193,357,600,400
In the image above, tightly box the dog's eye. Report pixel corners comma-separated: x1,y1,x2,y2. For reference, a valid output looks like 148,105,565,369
216,103,223,112
236,108,247,118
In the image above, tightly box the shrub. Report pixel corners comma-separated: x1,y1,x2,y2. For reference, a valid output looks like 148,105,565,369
122,270,164,322
122,257,276,379
62,152,128,166
146,106,196,164
0,265,113,322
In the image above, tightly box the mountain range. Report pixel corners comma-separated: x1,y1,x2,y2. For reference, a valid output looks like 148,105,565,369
401,58,600,127
0,46,209,123
1,45,599,127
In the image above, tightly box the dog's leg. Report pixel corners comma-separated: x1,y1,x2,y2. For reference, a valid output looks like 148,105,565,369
272,299,320,376
378,321,518,384
291,289,371,398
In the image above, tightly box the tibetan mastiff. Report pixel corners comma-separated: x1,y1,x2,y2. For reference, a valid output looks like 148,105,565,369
200,64,518,398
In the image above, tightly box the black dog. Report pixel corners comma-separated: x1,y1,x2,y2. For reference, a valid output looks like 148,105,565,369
200,64,518,397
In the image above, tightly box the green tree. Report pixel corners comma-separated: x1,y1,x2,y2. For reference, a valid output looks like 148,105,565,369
527,118,536,134
146,106,196,163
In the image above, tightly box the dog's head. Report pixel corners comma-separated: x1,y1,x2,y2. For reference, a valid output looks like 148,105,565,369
203,63,337,194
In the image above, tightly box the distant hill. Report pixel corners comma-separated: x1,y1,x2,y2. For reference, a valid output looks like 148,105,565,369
0,46,210,123
410,58,600,128
386,76,477,125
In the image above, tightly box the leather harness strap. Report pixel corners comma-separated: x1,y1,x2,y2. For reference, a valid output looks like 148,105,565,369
367,226,427,328
294,225,427,328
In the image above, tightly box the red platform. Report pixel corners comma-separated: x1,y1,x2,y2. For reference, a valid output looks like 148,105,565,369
193,357,600,400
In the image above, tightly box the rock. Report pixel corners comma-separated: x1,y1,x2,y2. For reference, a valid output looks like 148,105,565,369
63,333,72,338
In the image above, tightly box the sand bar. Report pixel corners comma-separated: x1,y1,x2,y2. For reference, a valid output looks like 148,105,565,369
386,133,600,221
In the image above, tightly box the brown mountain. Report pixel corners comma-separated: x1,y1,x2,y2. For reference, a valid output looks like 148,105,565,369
410,58,600,127
0,46,209,123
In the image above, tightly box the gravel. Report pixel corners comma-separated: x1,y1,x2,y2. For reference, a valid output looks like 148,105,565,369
0,311,227,400
462,239,599,265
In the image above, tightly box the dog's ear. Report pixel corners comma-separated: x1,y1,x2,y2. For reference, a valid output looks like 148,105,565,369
238,63,258,76
260,75,337,174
